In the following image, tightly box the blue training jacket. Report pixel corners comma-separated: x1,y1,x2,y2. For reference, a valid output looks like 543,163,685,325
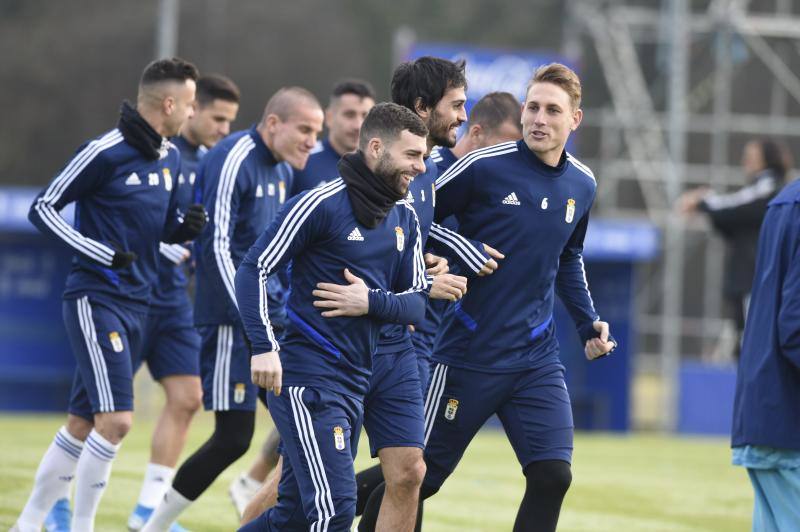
29,128,184,313
732,178,800,451
235,179,428,398
193,125,292,327
433,140,601,372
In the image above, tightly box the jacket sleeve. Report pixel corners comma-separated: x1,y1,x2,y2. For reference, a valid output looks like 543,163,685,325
28,138,117,267
367,203,428,326
555,211,601,344
427,222,490,277
699,176,778,236
199,151,247,320
235,192,323,355
777,218,800,369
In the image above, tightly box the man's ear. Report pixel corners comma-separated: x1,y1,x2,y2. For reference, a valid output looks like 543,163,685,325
469,124,483,140
571,108,583,131
366,137,382,161
264,113,281,133
163,95,176,116
414,97,430,119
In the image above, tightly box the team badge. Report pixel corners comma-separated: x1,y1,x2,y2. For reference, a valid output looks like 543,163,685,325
163,168,173,191
279,181,286,203
565,198,576,223
333,426,346,451
189,172,196,185
395,227,405,252
109,332,123,353
444,398,459,420
234,383,246,404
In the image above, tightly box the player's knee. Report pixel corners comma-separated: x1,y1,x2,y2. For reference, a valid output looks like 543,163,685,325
388,456,426,492
210,425,252,460
172,386,203,415
94,411,133,442
525,460,572,496
65,414,93,441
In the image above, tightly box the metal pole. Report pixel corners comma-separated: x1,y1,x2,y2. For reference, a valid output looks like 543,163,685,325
156,0,180,59
704,10,734,361
660,0,689,431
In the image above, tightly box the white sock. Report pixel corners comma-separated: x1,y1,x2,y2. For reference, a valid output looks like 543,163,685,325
71,429,120,532
15,426,83,532
141,487,192,532
137,462,176,509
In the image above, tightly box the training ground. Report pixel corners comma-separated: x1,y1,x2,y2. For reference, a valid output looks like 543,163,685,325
1,406,751,531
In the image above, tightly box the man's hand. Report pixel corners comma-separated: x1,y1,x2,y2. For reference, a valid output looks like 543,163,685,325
676,187,710,215
585,320,615,360
312,268,369,317
251,351,282,395
429,273,468,301
111,249,137,269
478,244,505,276
424,253,449,276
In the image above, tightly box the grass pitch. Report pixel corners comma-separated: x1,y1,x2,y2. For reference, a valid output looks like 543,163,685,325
0,412,751,531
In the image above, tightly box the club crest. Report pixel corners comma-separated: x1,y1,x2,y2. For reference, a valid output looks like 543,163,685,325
333,426,346,450
109,331,123,353
234,383,246,404
566,198,576,223
395,227,404,252
444,398,459,420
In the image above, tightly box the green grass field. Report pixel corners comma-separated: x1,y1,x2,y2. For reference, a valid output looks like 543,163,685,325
0,412,752,531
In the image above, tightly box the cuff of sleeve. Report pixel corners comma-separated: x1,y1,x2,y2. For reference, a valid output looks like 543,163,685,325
367,289,391,321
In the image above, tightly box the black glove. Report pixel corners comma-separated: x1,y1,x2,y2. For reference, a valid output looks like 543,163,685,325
167,203,207,243
111,249,137,269
183,203,207,235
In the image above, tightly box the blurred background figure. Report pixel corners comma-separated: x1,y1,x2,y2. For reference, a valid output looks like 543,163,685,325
678,138,789,359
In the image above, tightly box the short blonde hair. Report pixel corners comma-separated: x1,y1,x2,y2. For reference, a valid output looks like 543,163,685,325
526,63,582,110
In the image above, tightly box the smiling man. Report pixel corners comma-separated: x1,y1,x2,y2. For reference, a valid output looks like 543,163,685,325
235,102,429,532
419,63,616,532
141,87,324,532
356,57,506,532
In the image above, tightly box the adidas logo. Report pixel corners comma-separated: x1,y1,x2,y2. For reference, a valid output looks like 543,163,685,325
125,172,141,186
256,184,264,198
502,192,521,205
347,227,364,241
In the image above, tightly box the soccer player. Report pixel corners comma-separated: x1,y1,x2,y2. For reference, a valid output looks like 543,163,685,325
236,101,429,532
422,63,614,532
355,57,505,532
126,74,241,532
289,79,376,196
141,87,323,532
14,57,204,532
731,176,800,530
230,79,376,517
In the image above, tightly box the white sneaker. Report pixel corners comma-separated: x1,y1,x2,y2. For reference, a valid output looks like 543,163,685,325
228,473,261,518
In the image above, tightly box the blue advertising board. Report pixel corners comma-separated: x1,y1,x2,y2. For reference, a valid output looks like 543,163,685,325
0,188,75,411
